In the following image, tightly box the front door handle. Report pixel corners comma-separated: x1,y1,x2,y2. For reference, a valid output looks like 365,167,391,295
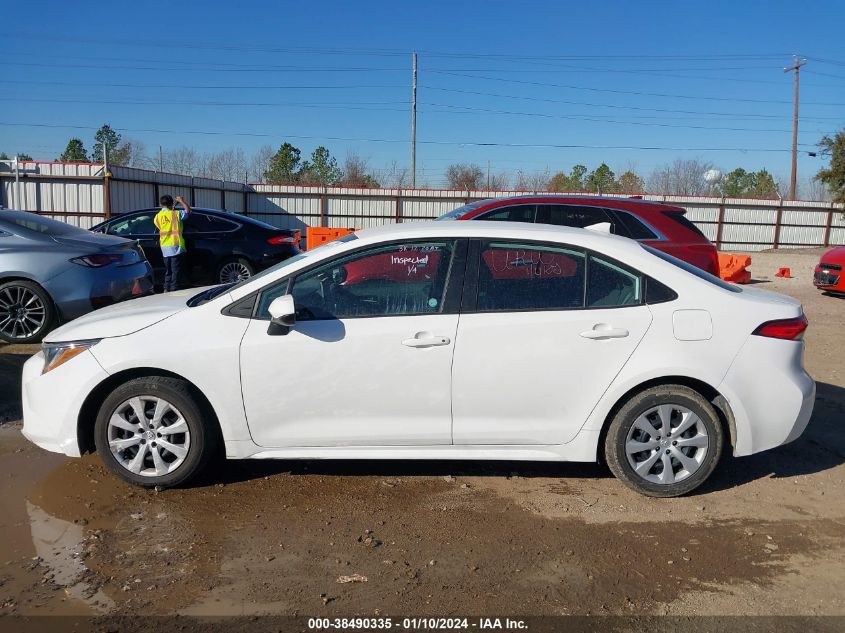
580,324,629,340
402,333,451,348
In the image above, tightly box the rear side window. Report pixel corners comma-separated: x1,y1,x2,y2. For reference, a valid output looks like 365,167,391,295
185,213,239,233
480,205,536,223
587,255,642,307
614,211,659,240
537,205,616,231
664,211,708,240
476,242,586,311
644,244,741,293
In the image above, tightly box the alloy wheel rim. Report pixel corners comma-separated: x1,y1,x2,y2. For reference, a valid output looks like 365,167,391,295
107,396,191,477
219,262,251,284
625,404,709,485
0,286,46,340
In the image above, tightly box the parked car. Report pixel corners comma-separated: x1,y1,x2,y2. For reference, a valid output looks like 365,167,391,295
438,195,720,276
91,208,300,287
0,210,153,344
21,221,813,497
813,246,845,295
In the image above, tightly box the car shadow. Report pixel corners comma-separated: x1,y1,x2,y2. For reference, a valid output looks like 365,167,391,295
0,345,36,423
821,291,845,299
197,381,845,494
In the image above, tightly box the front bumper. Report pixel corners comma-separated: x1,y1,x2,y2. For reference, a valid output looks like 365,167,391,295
21,349,109,457
813,266,843,291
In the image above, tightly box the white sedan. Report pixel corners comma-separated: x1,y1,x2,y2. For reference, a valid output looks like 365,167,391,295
21,221,815,497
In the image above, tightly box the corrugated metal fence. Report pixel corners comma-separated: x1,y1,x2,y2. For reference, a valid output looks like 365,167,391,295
2,160,843,251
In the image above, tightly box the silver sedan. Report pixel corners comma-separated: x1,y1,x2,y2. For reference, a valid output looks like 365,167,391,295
0,210,153,343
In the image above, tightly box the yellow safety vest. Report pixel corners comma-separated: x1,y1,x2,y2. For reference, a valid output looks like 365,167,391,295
154,208,186,250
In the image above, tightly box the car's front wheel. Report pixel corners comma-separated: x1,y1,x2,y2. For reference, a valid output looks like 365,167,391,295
94,376,217,488
605,385,723,497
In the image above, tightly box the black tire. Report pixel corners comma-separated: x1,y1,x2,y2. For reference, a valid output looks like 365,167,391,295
604,385,723,498
93,376,218,489
0,280,57,344
217,257,254,284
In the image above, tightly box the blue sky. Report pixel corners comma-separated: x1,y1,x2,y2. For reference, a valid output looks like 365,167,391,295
3,0,844,189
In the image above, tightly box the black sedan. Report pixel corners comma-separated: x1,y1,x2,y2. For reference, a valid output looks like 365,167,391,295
92,208,300,287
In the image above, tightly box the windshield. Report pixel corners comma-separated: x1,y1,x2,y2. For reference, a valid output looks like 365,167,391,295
643,245,741,293
436,200,487,221
0,210,88,236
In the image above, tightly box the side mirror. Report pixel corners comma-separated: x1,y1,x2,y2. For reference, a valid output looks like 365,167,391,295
267,295,296,335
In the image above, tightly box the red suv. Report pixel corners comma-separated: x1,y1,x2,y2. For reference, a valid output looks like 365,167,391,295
437,195,720,276
813,246,845,295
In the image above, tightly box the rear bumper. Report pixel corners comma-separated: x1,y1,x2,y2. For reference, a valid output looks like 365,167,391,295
46,261,154,321
718,336,815,456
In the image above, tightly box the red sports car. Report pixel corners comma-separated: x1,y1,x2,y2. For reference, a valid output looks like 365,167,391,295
813,246,845,294
437,195,720,276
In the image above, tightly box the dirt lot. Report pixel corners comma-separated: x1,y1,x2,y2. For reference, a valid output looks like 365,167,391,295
0,249,843,622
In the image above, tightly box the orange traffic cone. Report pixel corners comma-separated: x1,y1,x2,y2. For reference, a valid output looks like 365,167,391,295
775,267,791,278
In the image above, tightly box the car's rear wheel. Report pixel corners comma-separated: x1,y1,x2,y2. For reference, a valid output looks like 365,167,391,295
0,280,56,344
217,258,254,284
94,376,217,488
605,385,723,498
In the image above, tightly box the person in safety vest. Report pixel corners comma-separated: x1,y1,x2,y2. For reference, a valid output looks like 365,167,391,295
154,195,192,292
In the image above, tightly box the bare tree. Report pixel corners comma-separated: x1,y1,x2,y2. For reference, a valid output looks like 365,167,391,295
514,169,550,192
205,147,248,182
248,145,274,183
339,152,380,187
381,160,410,188
164,147,203,176
803,175,832,202
487,172,509,190
446,163,484,190
646,158,715,196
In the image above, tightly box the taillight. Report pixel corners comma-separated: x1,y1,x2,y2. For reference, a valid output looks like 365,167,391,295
267,235,297,245
70,253,124,267
752,315,808,340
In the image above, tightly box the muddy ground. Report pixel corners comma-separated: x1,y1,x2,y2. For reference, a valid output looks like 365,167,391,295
0,249,843,623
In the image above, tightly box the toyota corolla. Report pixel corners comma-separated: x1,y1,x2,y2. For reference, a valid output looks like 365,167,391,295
20,222,815,497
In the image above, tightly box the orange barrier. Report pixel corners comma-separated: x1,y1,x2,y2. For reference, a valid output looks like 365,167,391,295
305,227,355,250
717,252,752,284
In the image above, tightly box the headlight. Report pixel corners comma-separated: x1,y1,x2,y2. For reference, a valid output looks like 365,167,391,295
42,339,101,374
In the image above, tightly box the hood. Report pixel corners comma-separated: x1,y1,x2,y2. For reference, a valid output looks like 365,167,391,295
44,289,200,343
820,246,845,264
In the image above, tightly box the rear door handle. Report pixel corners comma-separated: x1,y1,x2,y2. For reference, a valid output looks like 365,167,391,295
580,325,629,340
402,334,451,348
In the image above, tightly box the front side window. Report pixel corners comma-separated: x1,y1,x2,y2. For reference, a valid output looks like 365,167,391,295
258,241,456,320
107,213,157,236
480,205,537,223
476,242,586,311
587,255,642,307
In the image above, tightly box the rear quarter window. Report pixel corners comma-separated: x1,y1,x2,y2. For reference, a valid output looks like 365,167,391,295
664,211,708,240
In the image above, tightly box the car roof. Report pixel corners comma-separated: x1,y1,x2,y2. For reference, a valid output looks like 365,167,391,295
472,194,661,206
350,219,636,251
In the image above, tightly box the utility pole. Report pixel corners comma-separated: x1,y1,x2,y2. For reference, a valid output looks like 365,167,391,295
410,52,417,189
487,160,491,189
159,146,164,172
784,56,806,200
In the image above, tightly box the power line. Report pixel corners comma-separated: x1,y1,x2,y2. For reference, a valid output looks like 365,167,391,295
0,97,409,110
0,79,405,90
0,121,805,153
421,86,843,121
428,70,845,106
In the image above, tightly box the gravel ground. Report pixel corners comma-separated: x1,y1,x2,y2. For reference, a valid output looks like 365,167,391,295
0,248,842,622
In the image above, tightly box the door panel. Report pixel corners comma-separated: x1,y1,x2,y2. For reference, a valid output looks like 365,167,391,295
451,240,652,445
240,315,458,447
240,239,463,448
451,307,652,445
